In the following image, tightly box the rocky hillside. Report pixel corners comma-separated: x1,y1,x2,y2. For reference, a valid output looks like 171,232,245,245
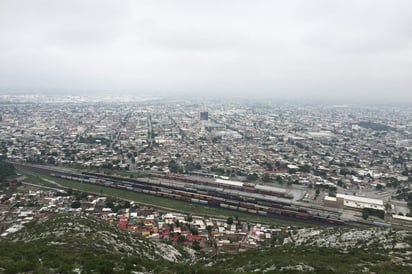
287,226,411,250
201,227,412,273
0,214,193,273
1,214,412,273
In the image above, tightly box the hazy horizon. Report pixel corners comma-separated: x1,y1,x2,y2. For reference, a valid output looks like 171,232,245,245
1,1,411,103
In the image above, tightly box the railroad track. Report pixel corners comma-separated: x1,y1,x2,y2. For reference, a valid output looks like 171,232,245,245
12,162,345,226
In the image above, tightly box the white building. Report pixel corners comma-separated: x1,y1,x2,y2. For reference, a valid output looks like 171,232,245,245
336,194,385,211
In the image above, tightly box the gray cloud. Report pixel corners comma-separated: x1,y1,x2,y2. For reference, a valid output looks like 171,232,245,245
0,0,411,102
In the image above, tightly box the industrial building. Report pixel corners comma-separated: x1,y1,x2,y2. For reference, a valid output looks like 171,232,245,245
324,194,385,211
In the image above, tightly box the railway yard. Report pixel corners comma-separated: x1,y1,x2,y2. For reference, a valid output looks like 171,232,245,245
12,162,346,226
2,100,411,229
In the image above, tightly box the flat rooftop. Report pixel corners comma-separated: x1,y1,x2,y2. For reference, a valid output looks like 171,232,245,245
336,194,384,206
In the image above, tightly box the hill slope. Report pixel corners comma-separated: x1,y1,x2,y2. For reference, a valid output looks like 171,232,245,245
1,214,412,273
0,214,193,273
200,227,412,273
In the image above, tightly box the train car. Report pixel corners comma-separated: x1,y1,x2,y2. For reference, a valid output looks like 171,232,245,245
312,215,344,225
239,202,255,209
220,203,229,208
228,205,238,210
180,196,192,202
226,199,240,207
132,187,143,193
72,170,345,225
267,207,284,215
238,207,248,212
295,212,312,219
192,193,202,199
329,218,345,225
198,199,208,205
254,184,288,197
280,210,297,218
208,200,220,207
256,205,270,212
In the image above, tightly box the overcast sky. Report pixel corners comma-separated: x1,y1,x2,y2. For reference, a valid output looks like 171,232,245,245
0,0,411,102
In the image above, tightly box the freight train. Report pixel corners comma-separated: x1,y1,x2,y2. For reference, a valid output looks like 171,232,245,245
83,171,342,215
49,171,344,225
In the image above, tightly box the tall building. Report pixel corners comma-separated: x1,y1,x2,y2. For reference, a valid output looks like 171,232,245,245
200,111,208,121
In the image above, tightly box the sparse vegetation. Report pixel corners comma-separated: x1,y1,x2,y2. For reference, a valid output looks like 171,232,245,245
0,160,15,181
358,121,395,131
362,207,385,220
1,215,411,273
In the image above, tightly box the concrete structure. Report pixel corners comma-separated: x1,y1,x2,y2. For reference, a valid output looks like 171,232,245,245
336,194,385,211
323,196,344,208
200,111,208,121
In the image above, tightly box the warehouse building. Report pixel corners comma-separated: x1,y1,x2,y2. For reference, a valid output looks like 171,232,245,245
324,194,385,211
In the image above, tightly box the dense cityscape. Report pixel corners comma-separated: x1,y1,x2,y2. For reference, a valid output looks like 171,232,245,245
1,95,412,272
1,95,412,217
2,0,412,272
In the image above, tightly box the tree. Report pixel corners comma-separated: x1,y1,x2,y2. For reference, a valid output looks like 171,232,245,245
362,208,369,220
75,191,88,201
177,235,186,244
246,173,258,181
0,161,16,181
71,201,81,208
105,199,115,209
192,240,201,251
0,143,7,160
168,160,180,173
299,164,311,173
227,216,234,226
275,175,282,182
362,208,384,219
262,173,271,182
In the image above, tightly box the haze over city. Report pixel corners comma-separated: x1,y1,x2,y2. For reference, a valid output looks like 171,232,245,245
2,2,412,273
0,0,411,103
